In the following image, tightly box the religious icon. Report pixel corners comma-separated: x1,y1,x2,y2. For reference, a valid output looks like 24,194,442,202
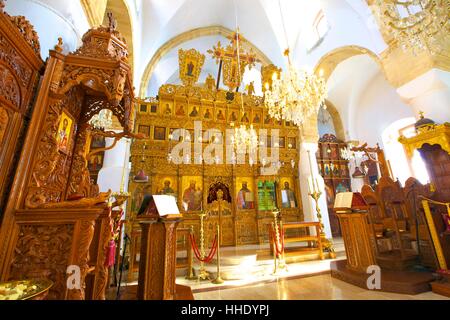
189,105,199,117
140,104,148,113
91,135,105,148
138,125,150,138
264,114,273,125
229,111,238,122
88,154,103,172
281,180,297,208
253,112,261,124
216,108,225,121
131,184,152,215
324,163,331,176
182,177,203,211
186,60,194,76
279,137,286,148
150,104,158,114
325,184,334,205
336,182,349,194
203,108,212,119
179,49,205,87
157,177,177,199
236,179,255,210
163,102,172,115
241,112,249,123
175,103,186,116
56,110,73,153
154,127,166,141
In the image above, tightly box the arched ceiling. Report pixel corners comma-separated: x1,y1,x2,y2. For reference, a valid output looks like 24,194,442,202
142,28,272,97
137,0,339,96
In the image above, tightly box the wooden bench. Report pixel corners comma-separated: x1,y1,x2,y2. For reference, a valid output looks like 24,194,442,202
271,221,324,260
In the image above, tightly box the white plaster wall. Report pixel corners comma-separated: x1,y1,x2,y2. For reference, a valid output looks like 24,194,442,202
397,69,450,124
5,0,89,58
353,72,415,147
97,137,131,194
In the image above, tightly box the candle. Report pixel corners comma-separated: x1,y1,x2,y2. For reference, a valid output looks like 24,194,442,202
315,178,320,192
308,177,313,194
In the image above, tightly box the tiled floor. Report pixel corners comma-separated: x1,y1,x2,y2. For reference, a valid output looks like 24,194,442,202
193,274,449,300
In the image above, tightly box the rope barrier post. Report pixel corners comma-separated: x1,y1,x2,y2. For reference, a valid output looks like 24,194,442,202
186,225,196,280
279,219,288,272
198,211,210,281
271,223,278,275
212,225,224,284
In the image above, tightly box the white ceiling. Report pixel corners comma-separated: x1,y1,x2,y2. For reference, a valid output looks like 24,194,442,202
138,0,333,95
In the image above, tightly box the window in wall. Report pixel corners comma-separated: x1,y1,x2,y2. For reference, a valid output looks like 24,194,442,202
398,124,429,185
382,118,429,186
305,10,329,52
396,2,424,19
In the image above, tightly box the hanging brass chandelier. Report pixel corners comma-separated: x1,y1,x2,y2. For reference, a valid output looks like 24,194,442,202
372,0,449,54
264,1,327,127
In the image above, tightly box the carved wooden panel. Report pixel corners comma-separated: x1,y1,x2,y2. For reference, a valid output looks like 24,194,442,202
0,105,8,143
9,224,74,300
235,212,258,245
0,6,43,214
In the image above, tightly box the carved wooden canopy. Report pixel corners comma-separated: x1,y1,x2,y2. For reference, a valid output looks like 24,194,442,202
51,18,135,133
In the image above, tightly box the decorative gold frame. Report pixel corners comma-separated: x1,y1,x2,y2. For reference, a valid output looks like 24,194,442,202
178,48,205,87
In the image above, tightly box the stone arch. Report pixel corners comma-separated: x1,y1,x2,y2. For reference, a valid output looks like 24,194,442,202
314,45,384,82
139,25,274,98
323,100,346,141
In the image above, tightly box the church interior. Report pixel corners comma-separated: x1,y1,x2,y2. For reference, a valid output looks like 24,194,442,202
0,0,449,301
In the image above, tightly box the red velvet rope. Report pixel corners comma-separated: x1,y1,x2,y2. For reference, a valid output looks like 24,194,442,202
271,227,285,256
189,233,218,263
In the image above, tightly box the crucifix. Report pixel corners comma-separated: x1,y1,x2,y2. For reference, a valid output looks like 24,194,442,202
208,29,259,92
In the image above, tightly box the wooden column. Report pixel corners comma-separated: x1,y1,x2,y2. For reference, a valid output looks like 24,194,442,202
137,218,181,300
337,212,376,273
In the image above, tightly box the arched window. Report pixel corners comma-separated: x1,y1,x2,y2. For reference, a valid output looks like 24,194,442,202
382,118,429,185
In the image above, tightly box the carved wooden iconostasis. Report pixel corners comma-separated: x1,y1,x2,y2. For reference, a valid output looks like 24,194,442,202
0,2,44,215
0,8,138,300
128,45,304,259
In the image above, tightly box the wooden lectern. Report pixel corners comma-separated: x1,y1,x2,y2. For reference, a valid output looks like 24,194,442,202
136,195,182,300
334,192,376,273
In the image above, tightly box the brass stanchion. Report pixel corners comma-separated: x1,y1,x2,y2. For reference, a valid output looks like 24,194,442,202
185,226,196,280
272,222,278,275
309,189,336,259
271,209,287,275
198,211,210,280
212,225,224,284
307,150,336,259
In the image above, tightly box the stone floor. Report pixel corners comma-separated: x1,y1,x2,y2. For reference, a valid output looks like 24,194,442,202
117,239,449,300
193,273,450,300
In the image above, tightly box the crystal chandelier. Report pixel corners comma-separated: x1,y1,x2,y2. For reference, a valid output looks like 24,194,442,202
372,0,449,54
230,123,259,156
264,0,328,127
264,51,327,126
89,109,113,130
